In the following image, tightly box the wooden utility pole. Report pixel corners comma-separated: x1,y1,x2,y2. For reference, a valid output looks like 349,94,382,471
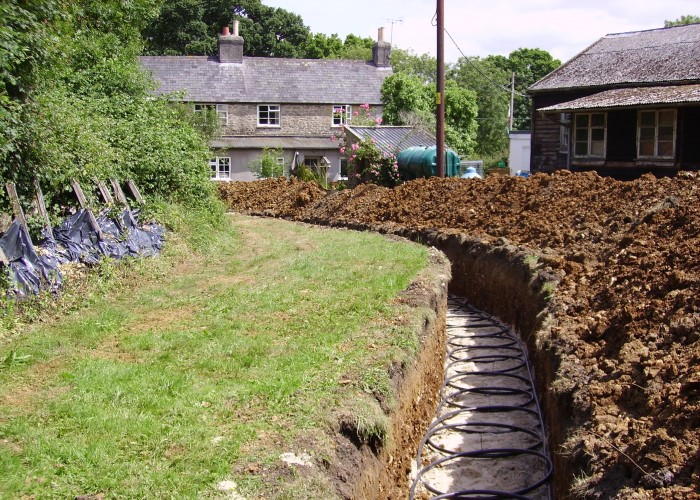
509,72,515,132
436,0,445,177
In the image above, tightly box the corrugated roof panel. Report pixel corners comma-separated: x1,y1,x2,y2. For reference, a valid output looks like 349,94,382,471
530,24,700,92
345,126,436,153
538,83,700,112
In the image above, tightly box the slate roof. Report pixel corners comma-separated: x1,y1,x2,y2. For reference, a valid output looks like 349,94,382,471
538,83,700,111
530,24,700,92
140,55,392,104
344,126,435,153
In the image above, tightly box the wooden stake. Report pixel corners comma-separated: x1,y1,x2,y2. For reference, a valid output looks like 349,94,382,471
34,178,55,241
110,179,129,206
126,179,144,204
71,179,102,238
110,178,137,226
5,182,30,238
96,180,114,205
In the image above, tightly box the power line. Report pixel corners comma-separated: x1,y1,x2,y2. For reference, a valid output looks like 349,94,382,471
443,27,529,98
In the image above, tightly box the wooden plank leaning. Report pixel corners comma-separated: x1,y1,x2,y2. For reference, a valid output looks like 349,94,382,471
96,180,114,205
110,178,137,226
34,178,55,242
126,179,144,204
70,179,102,238
5,182,29,238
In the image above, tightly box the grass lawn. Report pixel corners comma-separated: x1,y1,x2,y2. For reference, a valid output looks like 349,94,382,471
0,214,429,499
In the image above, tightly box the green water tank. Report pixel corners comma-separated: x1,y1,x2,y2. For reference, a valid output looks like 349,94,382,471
397,146,461,180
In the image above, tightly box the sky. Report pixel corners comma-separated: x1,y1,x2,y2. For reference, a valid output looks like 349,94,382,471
263,0,699,63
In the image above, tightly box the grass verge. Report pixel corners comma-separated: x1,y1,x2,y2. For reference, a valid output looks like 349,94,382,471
0,212,428,499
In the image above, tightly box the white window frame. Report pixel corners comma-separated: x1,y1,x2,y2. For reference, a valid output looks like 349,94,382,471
559,113,571,153
194,103,228,126
332,105,352,127
258,104,280,127
637,109,676,159
216,104,228,126
209,156,231,181
573,112,606,158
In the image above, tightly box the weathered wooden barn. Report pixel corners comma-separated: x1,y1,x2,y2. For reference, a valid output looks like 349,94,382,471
529,24,700,178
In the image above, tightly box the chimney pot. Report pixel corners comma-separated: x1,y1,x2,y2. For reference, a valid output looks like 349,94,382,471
378,27,385,42
219,22,244,63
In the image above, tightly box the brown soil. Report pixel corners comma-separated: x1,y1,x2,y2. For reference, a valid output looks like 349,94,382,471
218,172,700,499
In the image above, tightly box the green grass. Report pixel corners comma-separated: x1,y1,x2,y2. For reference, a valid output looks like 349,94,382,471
0,213,428,499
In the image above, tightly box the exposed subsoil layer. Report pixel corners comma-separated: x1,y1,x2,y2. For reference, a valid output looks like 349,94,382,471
218,172,700,499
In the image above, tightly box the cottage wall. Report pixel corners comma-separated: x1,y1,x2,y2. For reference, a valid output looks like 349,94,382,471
220,103,382,137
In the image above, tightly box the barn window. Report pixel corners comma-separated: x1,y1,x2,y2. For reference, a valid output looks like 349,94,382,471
574,112,606,158
559,113,571,153
638,109,676,159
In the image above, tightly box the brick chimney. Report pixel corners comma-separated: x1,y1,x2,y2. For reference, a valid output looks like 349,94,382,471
219,20,243,63
372,27,391,67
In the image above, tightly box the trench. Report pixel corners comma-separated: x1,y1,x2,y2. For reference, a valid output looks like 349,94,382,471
319,223,570,499
409,295,552,499
395,228,567,499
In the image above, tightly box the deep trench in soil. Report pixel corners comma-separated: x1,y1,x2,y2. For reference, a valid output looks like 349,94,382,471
409,295,552,499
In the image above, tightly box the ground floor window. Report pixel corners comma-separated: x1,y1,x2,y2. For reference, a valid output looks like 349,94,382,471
574,112,606,158
638,109,676,158
209,156,231,180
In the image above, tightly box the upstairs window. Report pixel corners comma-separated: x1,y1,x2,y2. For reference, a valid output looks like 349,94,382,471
216,104,228,126
574,113,606,158
638,109,676,159
194,104,228,126
258,105,280,127
332,105,352,127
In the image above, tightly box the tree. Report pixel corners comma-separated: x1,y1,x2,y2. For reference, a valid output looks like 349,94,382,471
665,15,700,27
248,147,284,178
488,48,560,130
1,0,217,215
143,0,311,58
449,56,510,159
380,72,433,126
300,33,373,60
443,80,478,157
381,73,478,157
390,48,437,84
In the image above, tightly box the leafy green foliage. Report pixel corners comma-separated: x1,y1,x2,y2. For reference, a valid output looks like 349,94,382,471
343,138,401,187
0,0,219,217
380,72,433,126
444,80,478,157
390,48,437,84
249,147,284,179
664,15,700,27
144,0,312,58
449,56,510,158
380,73,478,157
488,48,560,130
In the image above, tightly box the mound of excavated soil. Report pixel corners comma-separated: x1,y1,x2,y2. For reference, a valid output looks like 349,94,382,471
217,172,700,499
